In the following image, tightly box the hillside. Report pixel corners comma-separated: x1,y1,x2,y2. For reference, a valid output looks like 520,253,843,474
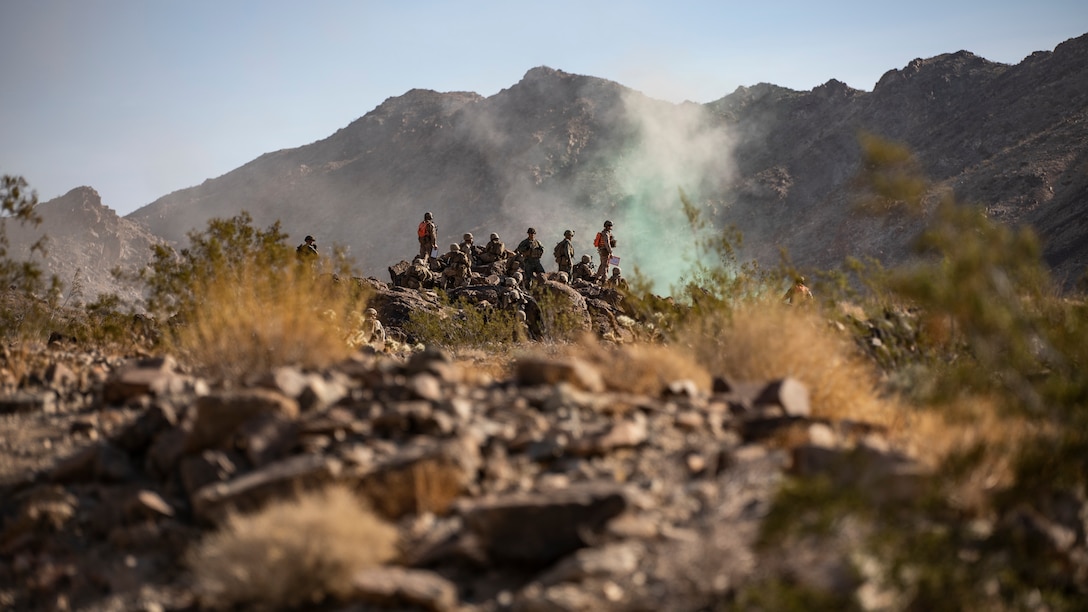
6,187,163,304
120,33,1088,292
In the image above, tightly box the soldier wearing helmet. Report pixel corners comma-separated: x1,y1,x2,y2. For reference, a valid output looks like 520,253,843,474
479,232,507,264
441,243,471,289
418,212,438,260
571,254,595,283
783,276,813,305
554,229,576,278
515,227,546,291
459,232,480,266
594,220,616,282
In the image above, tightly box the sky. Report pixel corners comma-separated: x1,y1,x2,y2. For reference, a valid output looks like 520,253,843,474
2,0,1085,217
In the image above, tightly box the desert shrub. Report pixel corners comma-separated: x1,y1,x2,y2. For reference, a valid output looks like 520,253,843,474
566,333,713,395
678,299,896,426
188,485,398,610
404,296,519,348
138,212,367,379
755,134,1088,609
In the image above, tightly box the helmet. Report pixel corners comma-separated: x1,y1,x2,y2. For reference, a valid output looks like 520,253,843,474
504,277,516,287
463,233,473,240
603,220,613,228
305,235,314,242
563,230,574,238
365,308,378,317
612,267,621,276
424,212,433,220
527,227,536,235
449,244,460,252
581,254,591,263
490,232,500,241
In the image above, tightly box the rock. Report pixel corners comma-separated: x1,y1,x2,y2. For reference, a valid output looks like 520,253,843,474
754,377,811,417
49,443,135,483
459,482,628,565
352,439,480,519
185,388,299,453
190,454,342,524
0,391,56,415
347,566,458,612
515,357,605,393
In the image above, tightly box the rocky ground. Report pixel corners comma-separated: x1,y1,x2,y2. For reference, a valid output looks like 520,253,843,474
0,302,927,612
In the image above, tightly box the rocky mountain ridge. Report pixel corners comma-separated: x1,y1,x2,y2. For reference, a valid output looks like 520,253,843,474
14,33,1088,302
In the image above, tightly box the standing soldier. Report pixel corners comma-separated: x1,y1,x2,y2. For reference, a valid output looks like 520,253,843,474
553,229,575,278
783,276,814,305
418,212,437,260
460,232,480,266
515,227,546,291
594,220,616,282
296,235,318,261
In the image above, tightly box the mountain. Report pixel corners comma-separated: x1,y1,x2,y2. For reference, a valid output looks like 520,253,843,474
7,187,163,304
31,33,1088,299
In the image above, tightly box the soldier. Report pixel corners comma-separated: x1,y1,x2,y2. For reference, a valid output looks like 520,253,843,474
296,235,318,261
347,307,385,349
553,229,575,278
459,232,481,266
783,276,814,305
478,232,507,264
572,254,595,283
417,212,437,260
441,243,471,289
594,220,616,282
406,255,438,289
515,227,546,291
498,276,528,310
607,267,629,292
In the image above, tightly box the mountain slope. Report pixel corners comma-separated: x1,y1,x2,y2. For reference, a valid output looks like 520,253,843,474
113,32,1086,292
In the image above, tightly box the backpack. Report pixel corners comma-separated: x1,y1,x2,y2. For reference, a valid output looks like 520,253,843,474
594,231,604,248
553,241,566,261
417,221,427,238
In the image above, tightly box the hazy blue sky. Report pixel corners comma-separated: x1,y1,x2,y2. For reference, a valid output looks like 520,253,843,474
2,0,1085,216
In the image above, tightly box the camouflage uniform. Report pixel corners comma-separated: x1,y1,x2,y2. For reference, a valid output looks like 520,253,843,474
441,244,471,289
554,230,575,278
607,268,629,292
783,277,814,305
516,228,546,290
478,233,507,264
407,256,438,289
595,221,615,282
296,235,318,262
418,212,437,260
347,308,385,349
571,255,595,283
459,233,480,267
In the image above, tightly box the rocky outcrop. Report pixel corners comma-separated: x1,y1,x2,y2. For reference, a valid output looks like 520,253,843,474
7,187,163,303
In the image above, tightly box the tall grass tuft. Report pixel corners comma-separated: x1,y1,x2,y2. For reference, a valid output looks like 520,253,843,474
138,212,368,380
678,298,898,427
187,486,398,610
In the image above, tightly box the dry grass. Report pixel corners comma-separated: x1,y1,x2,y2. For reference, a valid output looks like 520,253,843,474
558,333,713,396
171,261,360,380
678,300,900,429
893,395,1042,513
187,485,398,610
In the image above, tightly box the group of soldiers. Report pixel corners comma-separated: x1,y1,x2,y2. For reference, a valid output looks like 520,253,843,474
413,211,628,293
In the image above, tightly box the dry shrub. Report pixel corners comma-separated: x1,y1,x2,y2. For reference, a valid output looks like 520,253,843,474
894,396,1041,512
563,333,713,395
172,261,358,380
187,485,398,610
679,301,898,428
